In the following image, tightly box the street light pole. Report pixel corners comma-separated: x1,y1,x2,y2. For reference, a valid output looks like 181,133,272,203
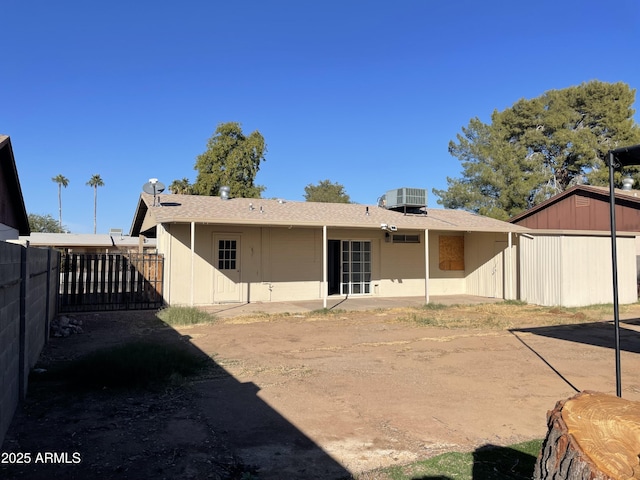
607,151,622,397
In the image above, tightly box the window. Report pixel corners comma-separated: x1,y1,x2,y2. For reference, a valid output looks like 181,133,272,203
341,240,371,295
439,235,464,271
392,234,420,243
218,239,237,270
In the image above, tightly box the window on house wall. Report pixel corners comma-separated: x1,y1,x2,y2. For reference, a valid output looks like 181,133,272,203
218,239,237,270
439,235,464,271
392,234,420,243
341,240,371,295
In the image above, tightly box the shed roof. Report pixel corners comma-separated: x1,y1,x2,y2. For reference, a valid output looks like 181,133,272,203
130,193,529,236
509,184,640,224
0,135,30,236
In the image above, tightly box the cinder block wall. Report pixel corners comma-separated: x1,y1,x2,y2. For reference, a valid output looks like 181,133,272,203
0,242,59,447
0,243,22,450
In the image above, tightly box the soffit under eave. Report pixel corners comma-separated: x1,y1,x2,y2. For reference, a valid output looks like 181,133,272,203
130,196,157,236
156,218,528,234
139,215,158,235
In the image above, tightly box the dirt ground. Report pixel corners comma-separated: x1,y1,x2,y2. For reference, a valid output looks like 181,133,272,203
3,304,640,479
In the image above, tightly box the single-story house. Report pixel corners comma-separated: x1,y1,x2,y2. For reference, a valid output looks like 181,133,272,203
130,188,639,308
0,135,29,241
16,231,157,254
130,190,531,307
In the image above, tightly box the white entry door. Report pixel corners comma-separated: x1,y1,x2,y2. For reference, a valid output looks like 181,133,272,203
214,235,242,302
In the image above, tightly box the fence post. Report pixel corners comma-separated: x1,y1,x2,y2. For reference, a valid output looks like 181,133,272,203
18,246,27,400
45,249,51,345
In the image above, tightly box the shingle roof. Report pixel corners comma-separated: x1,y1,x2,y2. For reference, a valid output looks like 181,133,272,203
131,193,529,235
582,185,640,201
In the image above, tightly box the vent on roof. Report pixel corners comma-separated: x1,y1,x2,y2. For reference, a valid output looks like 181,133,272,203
622,177,635,191
379,188,427,213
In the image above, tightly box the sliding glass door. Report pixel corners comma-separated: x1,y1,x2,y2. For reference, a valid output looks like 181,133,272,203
341,240,371,295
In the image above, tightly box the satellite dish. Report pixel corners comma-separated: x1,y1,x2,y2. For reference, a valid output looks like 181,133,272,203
142,179,165,206
143,179,165,194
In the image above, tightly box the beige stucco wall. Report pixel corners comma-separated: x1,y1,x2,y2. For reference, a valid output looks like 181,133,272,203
464,232,518,300
426,231,517,299
519,233,637,307
428,232,465,295
159,224,327,305
377,232,424,296
157,223,517,305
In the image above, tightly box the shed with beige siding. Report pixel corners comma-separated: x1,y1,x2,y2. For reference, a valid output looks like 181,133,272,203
518,231,638,307
131,193,526,307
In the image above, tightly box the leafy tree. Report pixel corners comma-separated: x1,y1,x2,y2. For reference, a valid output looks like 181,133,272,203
169,178,193,194
86,174,105,234
193,122,267,198
51,174,69,229
434,81,640,220
29,213,66,233
304,179,351,203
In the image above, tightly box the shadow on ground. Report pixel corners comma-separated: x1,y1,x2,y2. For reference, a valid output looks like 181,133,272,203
471,444,538,479
512,318,640,353
412,477,452,480
0,311,351,480
405,443,538,480
510,318,640,394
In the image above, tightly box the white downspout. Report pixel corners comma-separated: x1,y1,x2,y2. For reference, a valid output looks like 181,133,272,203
323,225,328,309
424,229,429,304
190,221,195,307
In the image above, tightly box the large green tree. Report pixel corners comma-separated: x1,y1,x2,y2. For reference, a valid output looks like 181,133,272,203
29,213,66,233
434,81,640,220
193,122,267,198
304,179,351,203
86,174,105,234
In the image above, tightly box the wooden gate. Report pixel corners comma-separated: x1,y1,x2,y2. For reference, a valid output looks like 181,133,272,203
59,253,164,312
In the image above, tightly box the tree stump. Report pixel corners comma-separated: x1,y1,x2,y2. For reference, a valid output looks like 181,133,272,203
535,391,640,479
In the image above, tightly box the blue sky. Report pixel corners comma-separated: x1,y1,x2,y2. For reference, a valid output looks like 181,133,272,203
2,0,639,234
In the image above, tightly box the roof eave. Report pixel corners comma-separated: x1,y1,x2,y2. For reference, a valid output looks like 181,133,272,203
130,196,155,237
0,136,30,235
151,217,528,233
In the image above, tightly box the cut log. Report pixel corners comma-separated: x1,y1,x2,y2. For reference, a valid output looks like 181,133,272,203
535,391,640,480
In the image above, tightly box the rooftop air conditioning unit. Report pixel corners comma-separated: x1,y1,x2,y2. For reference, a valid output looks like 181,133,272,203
384,188,427,211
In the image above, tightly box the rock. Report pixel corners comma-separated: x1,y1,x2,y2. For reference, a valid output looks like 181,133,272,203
50,314,83,337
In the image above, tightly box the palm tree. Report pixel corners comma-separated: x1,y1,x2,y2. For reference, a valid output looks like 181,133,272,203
51,174,69,231
86,174,105,234
169,178,192,194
